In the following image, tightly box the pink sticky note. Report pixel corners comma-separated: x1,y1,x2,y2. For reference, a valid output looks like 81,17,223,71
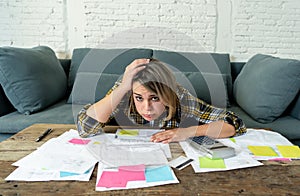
268,158,292,162
119,164,145,172
119,164,146,181
68,138,91,145
97,165,146,188
97,171,127,188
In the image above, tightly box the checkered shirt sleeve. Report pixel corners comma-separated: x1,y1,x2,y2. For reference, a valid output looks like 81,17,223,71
178,86,247,136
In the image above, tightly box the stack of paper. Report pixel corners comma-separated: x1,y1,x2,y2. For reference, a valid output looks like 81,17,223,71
87,129,178,191
236,129,300,160
6,128,179,192
180,128,300,173
5,129,98,181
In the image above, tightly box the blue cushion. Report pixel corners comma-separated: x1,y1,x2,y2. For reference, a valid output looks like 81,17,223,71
153,50,231,108
234,54,300,123
70,73,121,104
67,48,153,104
173,72,228,107
0,85,15,116
0,46,67,114
0,99,82,134
289,94,300,120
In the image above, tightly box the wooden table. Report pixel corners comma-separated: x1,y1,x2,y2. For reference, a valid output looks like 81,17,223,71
1,124,300,195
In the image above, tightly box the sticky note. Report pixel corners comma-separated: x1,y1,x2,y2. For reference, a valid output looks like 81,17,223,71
248,146,278,157
60,168,91,177
118,129,139,136
68,138,91,145
119,165,146,181
119,164,145,172
97,171,127,188
199,157,226,169
277,145,300,158
145,165,174,182
229,138,236,143
60,171,80,177
97,165,146,188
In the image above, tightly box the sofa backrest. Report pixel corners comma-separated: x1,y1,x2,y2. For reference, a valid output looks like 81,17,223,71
230,62,246,84
67,48,232,108
59,59,71,77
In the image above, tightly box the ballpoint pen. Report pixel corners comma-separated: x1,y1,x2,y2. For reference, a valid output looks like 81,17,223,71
35,128,52,142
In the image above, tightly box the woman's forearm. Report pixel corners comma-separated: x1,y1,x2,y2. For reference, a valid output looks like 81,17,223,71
86,84,128,123
194,121,235,138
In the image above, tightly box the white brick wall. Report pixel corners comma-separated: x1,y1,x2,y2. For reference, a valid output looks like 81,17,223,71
82,0,216,52
231,0,300,61
0,0,299,61
0,0,66,56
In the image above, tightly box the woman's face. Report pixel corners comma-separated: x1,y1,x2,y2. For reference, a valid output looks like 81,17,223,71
132,81,166,121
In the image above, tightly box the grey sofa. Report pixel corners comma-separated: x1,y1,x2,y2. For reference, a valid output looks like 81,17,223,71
0,46,299,145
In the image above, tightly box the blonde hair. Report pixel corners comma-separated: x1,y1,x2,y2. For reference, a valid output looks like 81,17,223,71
130,59,178,120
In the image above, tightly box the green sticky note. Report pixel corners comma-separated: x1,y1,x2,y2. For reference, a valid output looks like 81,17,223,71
277,145,300,158
248,146,278,157
118,129,139,136
199,157,226,169
229,138,236,143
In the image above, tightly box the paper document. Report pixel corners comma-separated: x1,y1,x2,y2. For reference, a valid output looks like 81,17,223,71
115,128,162,141
233,129,296,160
180,138,263,173
6,129,98,181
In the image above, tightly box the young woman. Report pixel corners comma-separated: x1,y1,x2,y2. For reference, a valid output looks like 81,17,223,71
77,58,246,143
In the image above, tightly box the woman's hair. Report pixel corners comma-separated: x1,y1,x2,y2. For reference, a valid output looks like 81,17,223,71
130,59,178,120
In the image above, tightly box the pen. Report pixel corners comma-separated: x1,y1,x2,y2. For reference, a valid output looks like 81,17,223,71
35,128,52,142
175,159,194,169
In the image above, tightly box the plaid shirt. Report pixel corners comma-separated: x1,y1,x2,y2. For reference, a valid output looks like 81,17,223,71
77,82,247,138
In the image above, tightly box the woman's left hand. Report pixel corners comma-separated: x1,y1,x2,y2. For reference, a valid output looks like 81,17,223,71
150,128,196,143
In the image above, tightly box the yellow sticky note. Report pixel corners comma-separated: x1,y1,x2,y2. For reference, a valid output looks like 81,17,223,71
199,157,226,169
118,129,139,136
229,138,236,143
248,146,278,157
277,145,300,158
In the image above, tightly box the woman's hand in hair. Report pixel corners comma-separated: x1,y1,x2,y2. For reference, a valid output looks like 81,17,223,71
120,58,150,92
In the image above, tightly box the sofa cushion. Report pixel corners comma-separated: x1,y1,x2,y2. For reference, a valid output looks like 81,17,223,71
173,72,228,106
67,48,153,104
0,99,82,134
289,94,300,120
233,54,300,123
152,50,232,108
70,73,121,104
0,85,15,116
0,46,67,114
229,103,300,143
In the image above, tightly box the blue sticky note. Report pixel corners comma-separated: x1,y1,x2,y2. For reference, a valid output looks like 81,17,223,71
60,168,91,177
145,165,174,182
60,171,80,177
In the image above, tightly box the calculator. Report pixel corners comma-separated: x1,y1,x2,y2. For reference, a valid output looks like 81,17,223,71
190,136,219,146
188,136,236,159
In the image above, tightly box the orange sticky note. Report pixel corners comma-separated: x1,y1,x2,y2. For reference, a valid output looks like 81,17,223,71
276,145,300,158
248,146,278,157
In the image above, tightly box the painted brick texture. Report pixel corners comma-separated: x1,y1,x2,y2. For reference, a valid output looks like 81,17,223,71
0,0,299,61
